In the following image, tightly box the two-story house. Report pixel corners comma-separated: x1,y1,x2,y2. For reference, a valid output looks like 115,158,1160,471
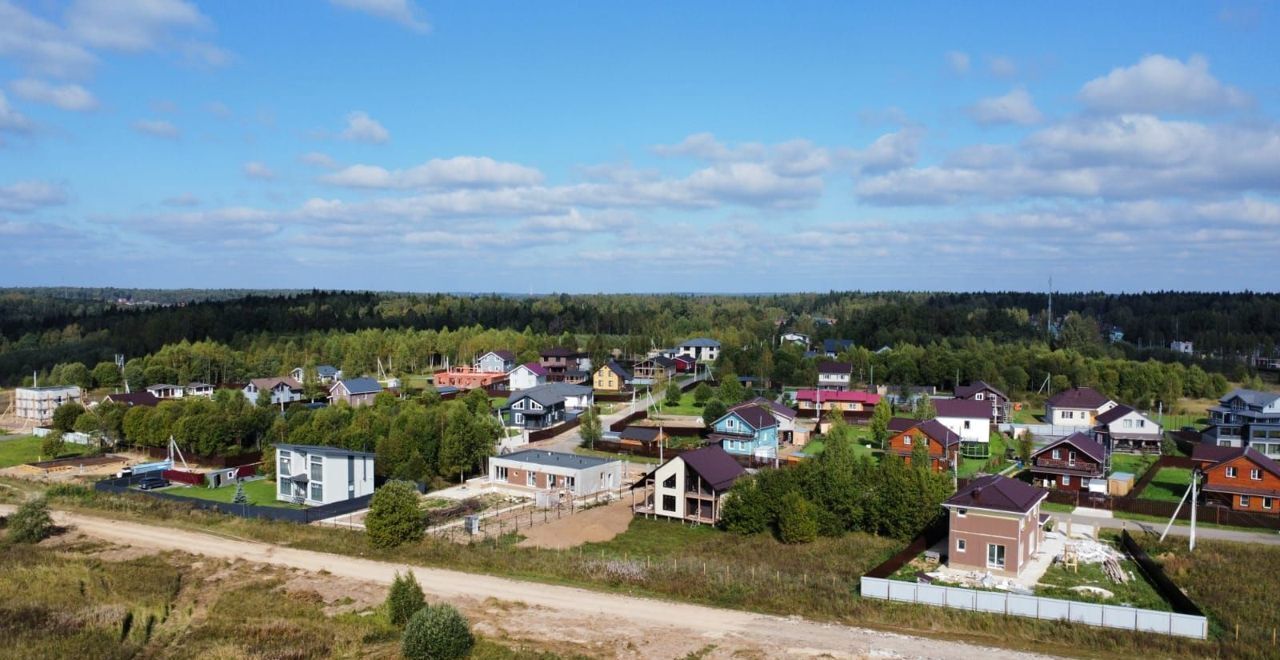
708,406,779,459
953,381,1010,424
677,337,721,363
886,418,960,472
592,359,632,393
14,385,82,423
632,356,677,386
507,362,548,391
792,389,881,429
1204,389,1280,459
327,377,382,407
1093,404,1163,454
244,377,305,406
816,361,853,391
503,383,594,429
933,398,992,446
290,365,342,384
944,475,1048,578
632,445,745,525
539,348,592,383
1028,432,1107,491
274,443,375,505
1194,445,1280,514
1045,387,1116,430
729,397,803,444
475,350,517,374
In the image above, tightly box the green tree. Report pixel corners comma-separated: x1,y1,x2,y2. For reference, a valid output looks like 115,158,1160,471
365,480,424,549
578,406,602,449
718,479,771,534
914,396,937,421
232,481,247,505
51,402,84,432
717,375,746,404
7,497,55,544
869,399,893,448
256,386,274,408
92,361,121,388
402,604,474,660
910,435,931,471
1017,432,1035,464
693,382,713,406
776,491,818,544
439,406,498,479
664,381,682,407
701,399,727,424
40,430,65,459
386,571,427,627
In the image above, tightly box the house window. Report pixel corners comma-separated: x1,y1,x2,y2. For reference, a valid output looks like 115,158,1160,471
956,508,967,518
1062,475,1071,486
1241,495,1252,508
1264,497,1273,510
663,474,676,488
963,420,971,430
956,538,966,552
310,456,323,482
309,482,322,501
662,495,676,512
496,466,508,481
903,436,911,445
1136,419,1145,428
1251,468,1262,481
279,477,290,495
1226,467,1238,478
527,472,536,487
548,475,557,488
1068,451,1076,467
987,544,1006,570
279,455,291,475
1052,449,1061,460
566,476,575,489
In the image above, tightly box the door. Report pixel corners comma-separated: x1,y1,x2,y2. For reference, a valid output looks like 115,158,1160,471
987,543,1006,570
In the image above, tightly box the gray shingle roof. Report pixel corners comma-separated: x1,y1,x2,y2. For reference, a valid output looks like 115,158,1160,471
679,337,720,348
946,474,1046,514
507,382,592,407
1046,387,1112,410
338,377,382,395
1221,389,1280,408
494,449,618,470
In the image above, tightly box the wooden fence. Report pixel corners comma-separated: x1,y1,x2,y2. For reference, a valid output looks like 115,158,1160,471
527,415,581,442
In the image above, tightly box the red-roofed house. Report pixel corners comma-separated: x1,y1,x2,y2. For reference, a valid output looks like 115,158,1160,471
1028,432,1107,491
1198,446,1280,514
793,389,881,429
886,419,960,472
944,475,1048,578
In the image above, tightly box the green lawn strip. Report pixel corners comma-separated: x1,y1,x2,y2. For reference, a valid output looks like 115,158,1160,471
572,447,660,464
159,478,306,509
651,391,705,416
1111,510,1276,535
1139,468,1193,502
1041,501,1075,513
1110,453,1158,476
0,435,90,468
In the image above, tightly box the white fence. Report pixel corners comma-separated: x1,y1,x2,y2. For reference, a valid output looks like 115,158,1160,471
31,427,93,444
860,576,1207,639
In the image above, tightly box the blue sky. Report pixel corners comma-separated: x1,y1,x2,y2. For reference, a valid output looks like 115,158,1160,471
1,1,1278,292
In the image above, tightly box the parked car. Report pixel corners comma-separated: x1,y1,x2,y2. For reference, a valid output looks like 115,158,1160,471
137,477,169,490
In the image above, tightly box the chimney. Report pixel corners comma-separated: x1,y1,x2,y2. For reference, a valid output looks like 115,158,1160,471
972,486,982,501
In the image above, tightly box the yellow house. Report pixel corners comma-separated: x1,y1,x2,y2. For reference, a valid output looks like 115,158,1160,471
593,360,632,392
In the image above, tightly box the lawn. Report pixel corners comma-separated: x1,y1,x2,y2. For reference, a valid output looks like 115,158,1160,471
0,435,90,468
1011,404,1044,424
1110,452,1158,476
1138,468,1193,502
572,446,660,464
1035,556,1171,611
957,433,1009,478
160,478,306,509
800,438,878,459
651,391,705,416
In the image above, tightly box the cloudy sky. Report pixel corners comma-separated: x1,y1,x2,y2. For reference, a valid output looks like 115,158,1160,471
1,1,1278,293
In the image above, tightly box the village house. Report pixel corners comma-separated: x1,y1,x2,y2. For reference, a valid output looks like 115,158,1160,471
708,405,779,459
539,348,592,383
816,361,853,391
822,338,854,357
1203,389,1280,459
503,383,593,429
475,350,517,374
953,381,1010,424
943,474,1048,578
14,385,82,424
676,337,721,363
432,365,509,391
102,391,160,408
632,356,677,386
507,362,548,391
184,382,215,398
632,445,746,525
886,417,960,472
145,383,184,399
933,398,993,446
1093,404,1163,454
792,389,881,428
592,359,632,393
1028,432,1108,491
488,450,622,497
1194,445,1280,514
327,377,382,408
290,365,342,384
275,443,375,506
730,397,804,444
244,377,305,406
672,354,697,373
1045,387,1117,430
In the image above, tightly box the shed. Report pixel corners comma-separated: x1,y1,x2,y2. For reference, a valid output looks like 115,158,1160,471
1108,471,1135,497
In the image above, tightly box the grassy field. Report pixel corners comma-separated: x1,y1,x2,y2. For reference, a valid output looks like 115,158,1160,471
0,435,90,468
1035,558,1171,611
651,391,705,416
1010,405,1044,424
1110,452,1159,476
957,433,1009,478
160,478,305,509
800,437,878,459
1139,468,1193,502
25,479,1280,659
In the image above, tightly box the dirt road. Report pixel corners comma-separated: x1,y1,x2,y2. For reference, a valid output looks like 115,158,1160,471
8,505,1055,659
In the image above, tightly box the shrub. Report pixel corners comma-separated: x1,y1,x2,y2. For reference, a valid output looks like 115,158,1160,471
52,402,84,432
402,604,474,660
692,382,713,406
776,492,818,544
40,430,66,459
386,571,426,627
664,381,682,406
365,480,424,549
701,399,727,424
8,497,55,544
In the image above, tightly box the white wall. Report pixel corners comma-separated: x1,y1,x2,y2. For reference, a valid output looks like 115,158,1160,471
937,416,991,443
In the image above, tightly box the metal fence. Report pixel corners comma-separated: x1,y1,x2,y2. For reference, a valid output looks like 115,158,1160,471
93,474,372,524
860,576,1207,639
423,487,629,542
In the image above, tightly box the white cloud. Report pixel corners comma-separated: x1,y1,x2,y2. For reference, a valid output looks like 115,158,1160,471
300,152,338,169
322,156,544,190
1079,54,1249,115
243,161,275,180
945,50,970,75
0,180,68,212
968,88,1043,126
0,1,97,78
330,0,430,33
988,56,1017,78
65,0,208,52
0,91,32,133
653,133,833,177
10,78,97,111
339,110,390,144
847,128,922,173
162,192,200,207
132,118,179,138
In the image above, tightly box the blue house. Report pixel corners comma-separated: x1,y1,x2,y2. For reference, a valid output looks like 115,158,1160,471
708,406,779,459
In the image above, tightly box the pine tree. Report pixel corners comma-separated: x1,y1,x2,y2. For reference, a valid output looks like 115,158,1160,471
869,399,893,448
232,481,248,505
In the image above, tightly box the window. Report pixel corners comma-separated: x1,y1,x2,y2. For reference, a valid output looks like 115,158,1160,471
1251,468,1262,481
1052,449,1061,460
1241,495,1252,507
662,495,677,512
1068,451,1077,467
1062,475,1071,486
963,420,971,430
279,477,290,495
1063,411,1074,419
975,393,985,401
527,472,536,486
1264,497,1274,510
279,456,291,475
903,435,911,445
310,456,323,482
309,482,322,501
566,476,575,489
1136,419,1146,428
1123,419,1133,428
663,474,677,488
956,538,966,552
514,400,524,410
1226,466,1238,478
496,466,508,481
547,475,557,488
956,508,967,518
987,544,1006,570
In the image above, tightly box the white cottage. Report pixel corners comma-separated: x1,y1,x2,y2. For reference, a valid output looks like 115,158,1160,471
275,443,375,506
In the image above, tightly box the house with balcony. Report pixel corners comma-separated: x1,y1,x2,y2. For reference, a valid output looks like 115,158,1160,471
244,377,305,406
676,337,721,363
184,382,215,398
274,443,375,506
708,405,779,459
632,356,677,386
1194,445,1280,514
886,418,960,472
815,361,853,391
953,381,1010,424
1028,432,1107,491
475,350,517,374
631,445,745,525
1044,387,1116,430
944,475,1048,578
1093,404,1163,454
503,383,593,430
1203,389,1280,460
539,348,591,383
729,397,803,444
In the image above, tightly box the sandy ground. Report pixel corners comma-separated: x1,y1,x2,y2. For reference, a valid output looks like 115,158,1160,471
516,498,634,549
0,504,1058,660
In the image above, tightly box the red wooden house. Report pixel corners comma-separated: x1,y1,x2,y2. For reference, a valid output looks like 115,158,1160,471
886,418,960,472
1195,445,1280,514
1028,432,1107,491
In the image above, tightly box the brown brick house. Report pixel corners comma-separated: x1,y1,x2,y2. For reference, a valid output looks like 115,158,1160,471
1195,445,1280,514
943,475,1047,578
1028,432,1107,491
885,417,960,472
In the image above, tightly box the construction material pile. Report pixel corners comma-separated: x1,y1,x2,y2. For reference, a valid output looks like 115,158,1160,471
1060,538,1130,583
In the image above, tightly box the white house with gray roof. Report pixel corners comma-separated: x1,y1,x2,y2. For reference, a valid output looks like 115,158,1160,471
677,337,721,362
275,443,375,506
489,449,621,497
503,383,594,429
